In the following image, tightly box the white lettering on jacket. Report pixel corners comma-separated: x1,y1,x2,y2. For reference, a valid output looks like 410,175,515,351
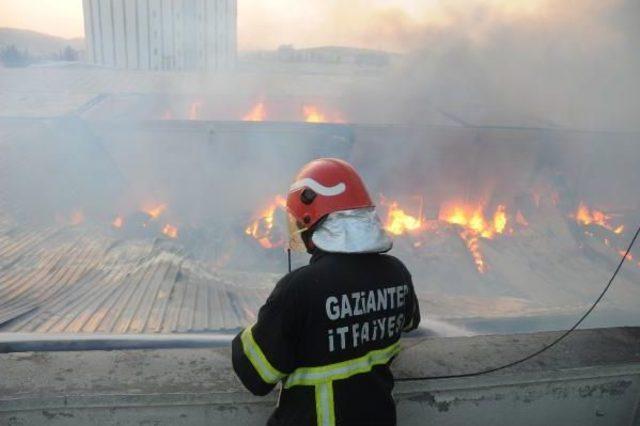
326,297,340,321
324,285,409,321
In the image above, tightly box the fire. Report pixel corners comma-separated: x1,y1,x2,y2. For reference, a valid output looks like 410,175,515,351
302,105,345,124
383,201,425,236
112,216,123,228
616,251,640,269
70,210,85,226
162,224,178,239
493,205,507,234
142,203,167,219
188,101,203,120
438,202,508,240
618,250,634,261
303,105,327,123
243,101,267,122
573,202,623,234
437,203,512,273
460,230,486,274
380,198,517,274
245,195,287,249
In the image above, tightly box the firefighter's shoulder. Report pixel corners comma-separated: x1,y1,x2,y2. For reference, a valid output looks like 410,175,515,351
264,264,316,307
378,253,412,280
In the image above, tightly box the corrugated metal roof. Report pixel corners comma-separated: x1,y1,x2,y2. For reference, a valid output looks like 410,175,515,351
0,221,273,333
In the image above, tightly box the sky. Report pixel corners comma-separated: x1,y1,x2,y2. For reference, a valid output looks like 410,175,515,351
0,0,549,52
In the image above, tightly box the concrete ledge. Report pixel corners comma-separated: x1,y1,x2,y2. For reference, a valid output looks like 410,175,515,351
1,327,639,425
0,332,234,353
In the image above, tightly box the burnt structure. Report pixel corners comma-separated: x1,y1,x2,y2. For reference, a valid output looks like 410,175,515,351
0,92,639,337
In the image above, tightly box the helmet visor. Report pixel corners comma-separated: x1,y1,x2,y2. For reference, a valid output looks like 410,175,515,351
286,213,308,252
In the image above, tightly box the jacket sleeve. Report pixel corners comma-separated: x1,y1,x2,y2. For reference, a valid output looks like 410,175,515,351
397,259,421,332
232,272,303,396
403,286,421,332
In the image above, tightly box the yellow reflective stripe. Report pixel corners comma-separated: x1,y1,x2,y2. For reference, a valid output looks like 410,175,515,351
285,342,400,388
241,326,286,384
315,382,336,426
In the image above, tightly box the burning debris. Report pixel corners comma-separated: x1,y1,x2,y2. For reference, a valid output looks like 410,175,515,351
379,197,527,274
162,224,179,239
438,202,511,239
55,210,87,227
239,188,640,276
570,202,639,269
245,195,287,249
242,101,268,122
142,203,167,219
69,210,85,226
188,101,204,121
382,199,426,236
238,192,536,275
108,203,180,240
1,93,639,337
157,97,347,123
302,104,345,124
112,216,124,228
573,202,624,235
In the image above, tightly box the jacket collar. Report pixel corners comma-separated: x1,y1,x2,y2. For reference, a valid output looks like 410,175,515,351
309,249,329,264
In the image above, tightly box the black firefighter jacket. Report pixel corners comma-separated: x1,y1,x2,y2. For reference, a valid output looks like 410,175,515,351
232,250,421,426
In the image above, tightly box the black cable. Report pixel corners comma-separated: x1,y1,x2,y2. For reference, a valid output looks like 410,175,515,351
396,222,640,382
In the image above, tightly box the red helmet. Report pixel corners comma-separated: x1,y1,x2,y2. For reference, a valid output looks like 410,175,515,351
286,158,373,230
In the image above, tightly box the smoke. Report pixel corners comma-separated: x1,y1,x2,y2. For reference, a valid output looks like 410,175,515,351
237,0,426,51
348,0,640,132
1,0,639,333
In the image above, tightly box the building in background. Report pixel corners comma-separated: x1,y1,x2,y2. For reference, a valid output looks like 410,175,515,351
82,0,236,71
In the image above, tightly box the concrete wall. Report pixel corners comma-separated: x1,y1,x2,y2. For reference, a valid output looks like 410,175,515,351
1,328,640,425
83,0,236,71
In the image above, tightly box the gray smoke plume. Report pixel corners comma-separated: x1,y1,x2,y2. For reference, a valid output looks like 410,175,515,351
346,0,640,132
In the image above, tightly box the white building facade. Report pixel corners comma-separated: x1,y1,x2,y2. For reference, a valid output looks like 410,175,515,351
82,0,236,71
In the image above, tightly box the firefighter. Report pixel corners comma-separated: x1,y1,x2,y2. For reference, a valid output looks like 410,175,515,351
232,158,421,426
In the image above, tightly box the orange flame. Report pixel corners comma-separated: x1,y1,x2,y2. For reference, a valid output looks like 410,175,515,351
162,224,179,239
112,216,123,228
243,102,267,122
70,210,85,226
188,101,203,120
302,104,345,124
303,105,327,123
618,250,629,259
616,251,640,269
573,202,623,234
245,195,287,249
439,202,508,240
437,203,511,274
142,203,167,219
380,198,517,274
383,201,425,236
460,230,486,274
493,205,507,234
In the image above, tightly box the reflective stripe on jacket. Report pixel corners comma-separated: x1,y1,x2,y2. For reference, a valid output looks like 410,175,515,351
232,251,421,426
